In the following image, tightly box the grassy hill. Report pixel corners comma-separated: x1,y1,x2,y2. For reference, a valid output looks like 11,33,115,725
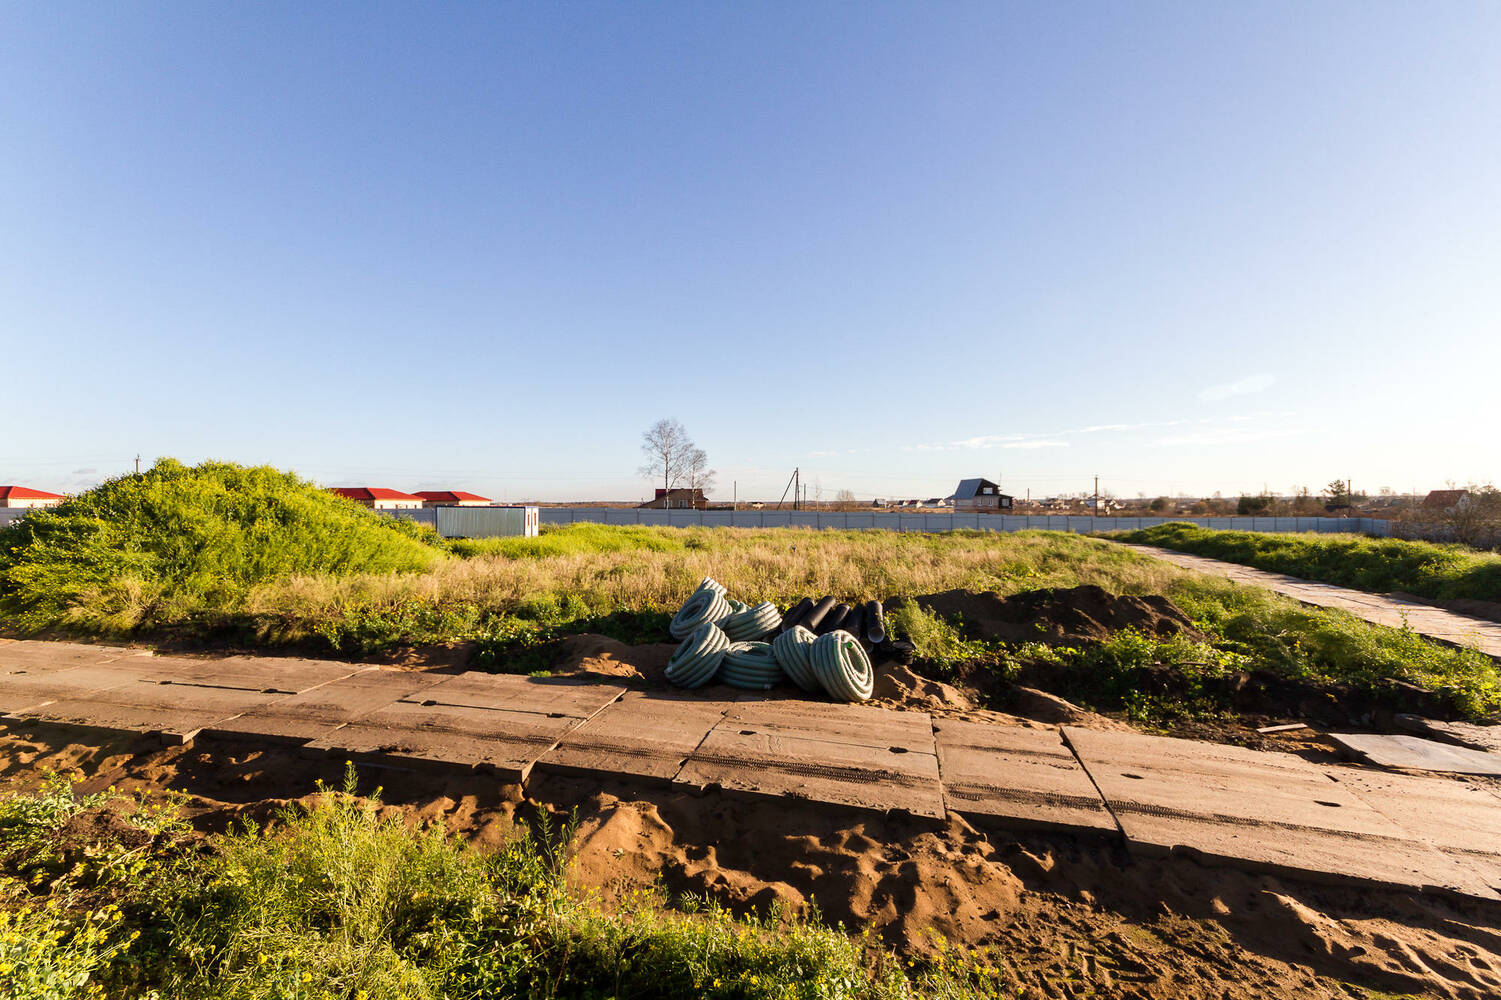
0,459,440,634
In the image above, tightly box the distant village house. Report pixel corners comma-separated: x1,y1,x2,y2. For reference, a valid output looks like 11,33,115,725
1422,489,1469,512
414,491,492,507
639,488,708,510
0,486,66,509
327,487,425,510
950,478,1014,513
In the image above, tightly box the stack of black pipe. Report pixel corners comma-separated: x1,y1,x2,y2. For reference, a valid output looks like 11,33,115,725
779,596,886,648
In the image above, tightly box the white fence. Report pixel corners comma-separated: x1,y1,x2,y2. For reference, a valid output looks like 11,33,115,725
537,508,1393,536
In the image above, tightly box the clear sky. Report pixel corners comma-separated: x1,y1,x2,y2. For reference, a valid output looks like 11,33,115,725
3,2,1498,502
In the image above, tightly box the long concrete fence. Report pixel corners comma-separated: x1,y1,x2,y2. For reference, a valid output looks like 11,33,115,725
0,504,1394,538
537,507,1394,536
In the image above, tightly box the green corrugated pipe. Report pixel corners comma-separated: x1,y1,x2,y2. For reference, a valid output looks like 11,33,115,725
664,623,729,689
721,600,782,641
771,625,820,692
719,641,783,690
670,585,732,640
811,629,874,702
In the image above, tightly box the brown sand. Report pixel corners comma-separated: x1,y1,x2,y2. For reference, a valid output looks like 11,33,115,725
895,585,1211,646
3,723,1499,999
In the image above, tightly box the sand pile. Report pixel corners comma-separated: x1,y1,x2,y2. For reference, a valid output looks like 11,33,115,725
547,634,677,684
899,585,1209,646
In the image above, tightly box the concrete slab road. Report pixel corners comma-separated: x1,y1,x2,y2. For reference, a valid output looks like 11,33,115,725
934,719,1117,837
200,669,451,746
539,690,733,785
1063,726,1501,900
1323,767,1501,898
676,701,945,819
1329,733,1501,777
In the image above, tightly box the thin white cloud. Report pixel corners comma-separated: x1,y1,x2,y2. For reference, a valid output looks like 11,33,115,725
1199,374,1276,402
1156,427,1301,447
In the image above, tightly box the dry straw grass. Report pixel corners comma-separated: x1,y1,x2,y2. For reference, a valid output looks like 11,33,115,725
246,527,1187,620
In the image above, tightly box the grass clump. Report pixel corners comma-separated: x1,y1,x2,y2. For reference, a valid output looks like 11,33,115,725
0,770,1005,999
0,459,441,635
1115,522,1501,602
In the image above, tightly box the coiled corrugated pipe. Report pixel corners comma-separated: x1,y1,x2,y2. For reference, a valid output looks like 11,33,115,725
771,625,820,692
664,623,729,688
720,600,782,641
719,641,783,689
811,629,874,702
670,585,732,640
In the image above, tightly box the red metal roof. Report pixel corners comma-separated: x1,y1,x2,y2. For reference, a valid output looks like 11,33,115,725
327,487,424,501
0,486,65,500
414,490,492,503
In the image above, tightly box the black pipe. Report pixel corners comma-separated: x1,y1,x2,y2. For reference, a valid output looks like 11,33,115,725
801,595,837,633
842,603,866,642
864,600,885,644
780,596,814,632
821,603,852,635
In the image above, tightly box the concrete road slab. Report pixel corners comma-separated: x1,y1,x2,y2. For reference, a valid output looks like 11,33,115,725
200,669,450,746
399,673,625,719
720,700,936,754
676,725,944,819
306,701,583,781
538,690,730,784
0,641,141,675
1329,733,1501,776
933,720,1116,836
1324,768,1501,897
1396,715,1501,754
143,655,371,694
13,684,285,743
1064,726,1498,900
0,662,190,714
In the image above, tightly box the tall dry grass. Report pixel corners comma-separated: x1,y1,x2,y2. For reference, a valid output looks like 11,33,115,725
245,527,1187,621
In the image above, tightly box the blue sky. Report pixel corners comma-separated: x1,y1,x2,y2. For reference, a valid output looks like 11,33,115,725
3,2,1497,502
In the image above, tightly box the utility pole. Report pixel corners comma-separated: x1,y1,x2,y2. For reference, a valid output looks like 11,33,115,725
794,468,800,511
134,454,140,475
1093,475,1100,515
733,481,736,511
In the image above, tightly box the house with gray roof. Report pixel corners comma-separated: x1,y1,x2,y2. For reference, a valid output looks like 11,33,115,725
950,478,1013,513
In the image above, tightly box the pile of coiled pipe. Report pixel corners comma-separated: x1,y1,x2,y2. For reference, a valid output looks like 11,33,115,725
719,641,782,689
669,582,731,640
720,600,781,641
810,630,875,702
771,625,820,692
664,622,729,688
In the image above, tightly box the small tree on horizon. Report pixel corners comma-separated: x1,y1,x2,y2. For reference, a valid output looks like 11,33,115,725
637,419,713,500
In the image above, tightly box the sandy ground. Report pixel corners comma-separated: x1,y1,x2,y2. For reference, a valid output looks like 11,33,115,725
3,722,1500,1000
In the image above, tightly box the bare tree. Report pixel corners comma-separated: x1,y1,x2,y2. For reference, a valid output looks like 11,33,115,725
684,447,716,499
637,419,710,498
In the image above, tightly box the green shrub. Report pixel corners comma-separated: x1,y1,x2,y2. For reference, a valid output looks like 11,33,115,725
0,459,441,634
1116,522,1501,602
0,769,1003,999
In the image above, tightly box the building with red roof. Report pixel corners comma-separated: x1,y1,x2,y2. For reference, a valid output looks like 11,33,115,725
414,490,493,507
326,487,425,510
0,486,66,509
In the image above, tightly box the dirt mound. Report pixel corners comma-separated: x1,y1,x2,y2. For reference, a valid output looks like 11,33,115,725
549,633,677,684
7,727,1501,999
909,585,1210,646
870,661,976,712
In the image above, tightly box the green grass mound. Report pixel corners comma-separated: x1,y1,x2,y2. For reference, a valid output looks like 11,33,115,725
1116,522,1501,603
0,459,440,633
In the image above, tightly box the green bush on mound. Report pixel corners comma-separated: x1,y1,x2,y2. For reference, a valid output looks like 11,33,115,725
0,459,440,633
